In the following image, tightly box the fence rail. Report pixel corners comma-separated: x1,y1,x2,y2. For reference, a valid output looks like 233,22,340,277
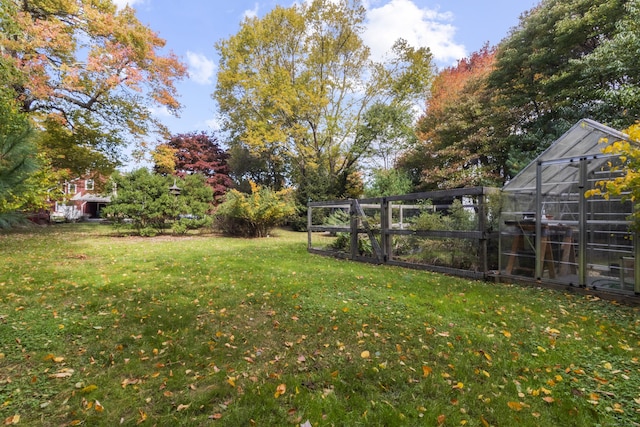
307,187,500,279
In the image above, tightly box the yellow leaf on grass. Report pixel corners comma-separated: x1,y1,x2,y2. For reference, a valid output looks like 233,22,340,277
502,330,512,338
177,404,190,411
94,400,104,412
603,362,612,370
137,409,147,425
422,366,432,377
4,415,20,425
542,396,555,403
82,384,98,393
227,377,236,387
507,401,523,411
274,383,286,398
360,350,370,359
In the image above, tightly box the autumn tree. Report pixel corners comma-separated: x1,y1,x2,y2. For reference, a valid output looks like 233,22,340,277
0,0,187,177
214,0,433,203
399,45,510,190
153,132,233,203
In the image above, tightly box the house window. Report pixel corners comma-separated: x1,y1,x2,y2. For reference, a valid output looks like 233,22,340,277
67,183,77,194
86,179,94,191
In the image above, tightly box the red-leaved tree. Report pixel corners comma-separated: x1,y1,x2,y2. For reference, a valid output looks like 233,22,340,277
157,132,233,202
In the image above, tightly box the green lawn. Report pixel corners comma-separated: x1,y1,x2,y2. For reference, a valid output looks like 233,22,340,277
1,224,639,426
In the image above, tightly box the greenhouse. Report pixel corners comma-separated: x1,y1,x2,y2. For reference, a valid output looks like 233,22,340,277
499,119,639,294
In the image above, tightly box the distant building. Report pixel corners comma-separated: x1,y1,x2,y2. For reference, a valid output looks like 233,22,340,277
51,175,111,222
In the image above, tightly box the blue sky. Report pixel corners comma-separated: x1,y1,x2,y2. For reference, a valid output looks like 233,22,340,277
116,0,538,152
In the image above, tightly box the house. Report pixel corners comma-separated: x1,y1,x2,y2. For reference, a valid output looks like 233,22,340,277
52,175,111,222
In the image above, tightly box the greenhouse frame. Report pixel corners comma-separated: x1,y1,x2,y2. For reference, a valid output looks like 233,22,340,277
499,119,639,295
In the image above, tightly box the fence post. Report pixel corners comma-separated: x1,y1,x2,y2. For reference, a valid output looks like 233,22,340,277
350,199,358,260
307,202,312,250
380,198,390,262
478,189,488,276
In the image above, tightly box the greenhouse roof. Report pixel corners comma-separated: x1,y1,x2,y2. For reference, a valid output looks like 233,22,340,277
503,119,631,193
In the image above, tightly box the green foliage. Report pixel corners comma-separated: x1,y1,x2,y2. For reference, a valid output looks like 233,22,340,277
408,200,477,268
0,93,39,228
102,169,214,236
487,0,635,177
215,182,297,237
365,168,413,197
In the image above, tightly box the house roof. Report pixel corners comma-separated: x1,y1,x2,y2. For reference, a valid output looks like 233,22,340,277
71,193,111,203
503,119,631,194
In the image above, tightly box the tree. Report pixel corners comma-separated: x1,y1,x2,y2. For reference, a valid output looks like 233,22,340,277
364,168,412,198
400,45,510,189
0,0,187,176
0,125,38,227
570,0,640,123
0,82,44,227
487,0,632,174
154,132,233,202
214,0,433,203
103,169,213,236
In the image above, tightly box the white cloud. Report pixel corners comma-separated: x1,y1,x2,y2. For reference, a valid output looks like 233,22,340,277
149,105,172,118
363,0,466,65
112,0,145,10
186,51,215,85
243,3,260,20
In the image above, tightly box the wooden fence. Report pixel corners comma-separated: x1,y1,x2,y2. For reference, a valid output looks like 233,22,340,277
307,187,500,279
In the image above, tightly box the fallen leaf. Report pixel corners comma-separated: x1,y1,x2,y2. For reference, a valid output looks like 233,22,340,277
121,378,140,388
437,414,446,425
360,350,370,359
94,400,104,412
422,366,432,377
49,368,74,379
82,384,98,393
3,415,20,425
507,401,523,411
177,404,190,411
137,410,147,424
542,396,555,403
275,383,286,398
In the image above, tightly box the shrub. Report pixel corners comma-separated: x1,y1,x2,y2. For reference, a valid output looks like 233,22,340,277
103,169,214,236
215,182,296,237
